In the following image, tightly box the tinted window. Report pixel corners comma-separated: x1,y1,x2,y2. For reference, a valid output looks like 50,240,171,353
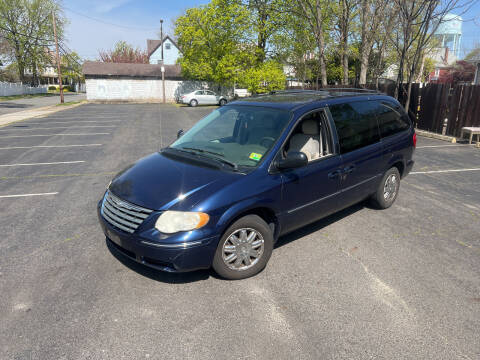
329,101,380,154
375,101,410,138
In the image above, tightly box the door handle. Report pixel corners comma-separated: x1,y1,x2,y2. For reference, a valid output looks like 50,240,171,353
343,165,356,174
328,170,342,179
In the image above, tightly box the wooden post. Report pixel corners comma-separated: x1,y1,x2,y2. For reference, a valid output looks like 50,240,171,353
52,11,64,104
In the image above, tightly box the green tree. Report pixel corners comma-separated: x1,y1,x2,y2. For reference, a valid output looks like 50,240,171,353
0,0,64,84
61,51,83,84
175,0,253,85
465,43,480,61
241,60,285,93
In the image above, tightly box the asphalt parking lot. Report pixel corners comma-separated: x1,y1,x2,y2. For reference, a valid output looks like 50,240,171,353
0,103,479,360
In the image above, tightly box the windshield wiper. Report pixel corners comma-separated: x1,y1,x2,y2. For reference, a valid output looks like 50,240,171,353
180,147,238,170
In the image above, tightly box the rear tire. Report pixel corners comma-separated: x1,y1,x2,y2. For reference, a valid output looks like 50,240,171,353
212,215,273,280
219,98,227,106
190,99,198,107
370,167,401,209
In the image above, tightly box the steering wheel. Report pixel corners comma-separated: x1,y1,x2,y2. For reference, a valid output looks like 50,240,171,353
259,136,275,148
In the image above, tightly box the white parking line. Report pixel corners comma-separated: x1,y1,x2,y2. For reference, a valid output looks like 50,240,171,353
417,144,475,148
0,161,85,167
23,120,123,124
0,133,110,138
411,168,480,174
0,144,102,150
0,192,58,198
0,126,115,131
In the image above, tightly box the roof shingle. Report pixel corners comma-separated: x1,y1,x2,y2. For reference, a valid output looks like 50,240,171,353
82,61,182,79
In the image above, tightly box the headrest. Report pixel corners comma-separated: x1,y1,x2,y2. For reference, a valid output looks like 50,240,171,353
302,119,319,135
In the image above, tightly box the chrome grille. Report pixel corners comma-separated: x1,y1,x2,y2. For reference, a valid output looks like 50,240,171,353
101,191,153,233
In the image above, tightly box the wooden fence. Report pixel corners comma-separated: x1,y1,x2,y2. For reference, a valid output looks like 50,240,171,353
286,83,480,137
413,84,480,137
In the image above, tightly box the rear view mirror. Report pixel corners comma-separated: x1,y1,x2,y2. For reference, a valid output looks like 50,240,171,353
275,151,308,170
177,129,184,139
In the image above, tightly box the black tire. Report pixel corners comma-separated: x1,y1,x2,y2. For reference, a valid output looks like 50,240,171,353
212,215,273,280
219,98,227,106
370,167,401,209
190,99,198,107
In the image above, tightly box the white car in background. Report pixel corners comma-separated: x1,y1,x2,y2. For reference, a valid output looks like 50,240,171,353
181,90,228,107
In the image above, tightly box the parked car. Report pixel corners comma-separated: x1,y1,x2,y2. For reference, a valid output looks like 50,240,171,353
98,90,415,280
180,90,228,107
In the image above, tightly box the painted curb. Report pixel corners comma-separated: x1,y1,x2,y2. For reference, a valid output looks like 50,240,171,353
415,128,456,143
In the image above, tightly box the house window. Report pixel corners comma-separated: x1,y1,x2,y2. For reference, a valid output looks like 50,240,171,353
165,43,171,50
434,68,440,77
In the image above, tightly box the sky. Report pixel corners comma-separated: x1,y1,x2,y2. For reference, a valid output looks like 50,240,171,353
63,0,480,61
63,0,209,60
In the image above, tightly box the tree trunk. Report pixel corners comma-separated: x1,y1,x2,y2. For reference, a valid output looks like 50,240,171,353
416,52,426,83
340,0,350,85
359,47,370,86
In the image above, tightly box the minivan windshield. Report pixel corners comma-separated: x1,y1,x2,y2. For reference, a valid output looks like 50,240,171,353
169,105,291,168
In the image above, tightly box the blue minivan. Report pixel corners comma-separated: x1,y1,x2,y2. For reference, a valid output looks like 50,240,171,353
98,90,416,279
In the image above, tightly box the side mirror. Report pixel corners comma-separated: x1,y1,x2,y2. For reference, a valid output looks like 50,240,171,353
275,151,308,170
177,129,184,139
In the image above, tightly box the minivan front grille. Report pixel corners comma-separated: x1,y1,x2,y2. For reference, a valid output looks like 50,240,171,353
101,191,153,233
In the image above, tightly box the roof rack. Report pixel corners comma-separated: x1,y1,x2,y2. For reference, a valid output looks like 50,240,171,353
325,88,381,93
268,88,382,95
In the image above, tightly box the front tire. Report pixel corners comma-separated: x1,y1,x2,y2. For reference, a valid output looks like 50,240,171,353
219,98,227,106
370,167,401,209
190,99,198,107
212,215,273,280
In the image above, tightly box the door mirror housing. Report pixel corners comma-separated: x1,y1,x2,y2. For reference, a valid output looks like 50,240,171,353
275,151,308,170
177,129,184,139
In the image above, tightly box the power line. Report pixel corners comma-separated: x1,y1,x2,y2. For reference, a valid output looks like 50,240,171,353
63,6,158,31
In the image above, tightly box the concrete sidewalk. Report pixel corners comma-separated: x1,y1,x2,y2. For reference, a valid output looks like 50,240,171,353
0,101,87,127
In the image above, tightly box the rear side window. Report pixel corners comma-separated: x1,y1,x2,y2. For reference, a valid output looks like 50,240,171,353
329,101,380,154
375,101,410,138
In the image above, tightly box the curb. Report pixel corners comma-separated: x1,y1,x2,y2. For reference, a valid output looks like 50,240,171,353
0,101,87,128
415,128,457,143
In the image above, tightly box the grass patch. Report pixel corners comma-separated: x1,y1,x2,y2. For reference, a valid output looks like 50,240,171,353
0,93,55,101
55,100,84,107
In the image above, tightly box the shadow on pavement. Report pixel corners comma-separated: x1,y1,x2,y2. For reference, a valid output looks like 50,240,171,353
0,102,32,108
275,202,366,249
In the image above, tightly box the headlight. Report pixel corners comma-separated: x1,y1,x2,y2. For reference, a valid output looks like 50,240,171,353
155,211,209,234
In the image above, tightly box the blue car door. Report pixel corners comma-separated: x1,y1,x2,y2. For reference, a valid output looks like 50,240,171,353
278,109,344,234
328,100,384,207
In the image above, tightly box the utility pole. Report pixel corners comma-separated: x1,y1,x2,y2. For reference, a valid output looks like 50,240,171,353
52,11,64,104
160,19,165,104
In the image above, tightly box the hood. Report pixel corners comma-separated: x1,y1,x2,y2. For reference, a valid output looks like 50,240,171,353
109,152,241,211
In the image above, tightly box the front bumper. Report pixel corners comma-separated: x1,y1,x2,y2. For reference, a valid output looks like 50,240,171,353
97,202,219,272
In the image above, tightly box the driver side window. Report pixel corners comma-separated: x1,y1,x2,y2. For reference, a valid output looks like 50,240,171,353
284,109,333,162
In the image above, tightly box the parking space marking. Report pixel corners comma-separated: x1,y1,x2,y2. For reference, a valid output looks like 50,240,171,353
1,133,110,138
0,144,102,150
0,126,115,131
0,171,117,180
21,120,123,124
0,160,85,167
417,144,475,148
0,192,58,198
410,168,480,174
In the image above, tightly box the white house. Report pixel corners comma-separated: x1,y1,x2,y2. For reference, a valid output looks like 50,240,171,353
147,35,181,65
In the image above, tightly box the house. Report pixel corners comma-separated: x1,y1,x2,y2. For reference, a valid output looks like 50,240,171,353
469,55,480,85
147,35,181,65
